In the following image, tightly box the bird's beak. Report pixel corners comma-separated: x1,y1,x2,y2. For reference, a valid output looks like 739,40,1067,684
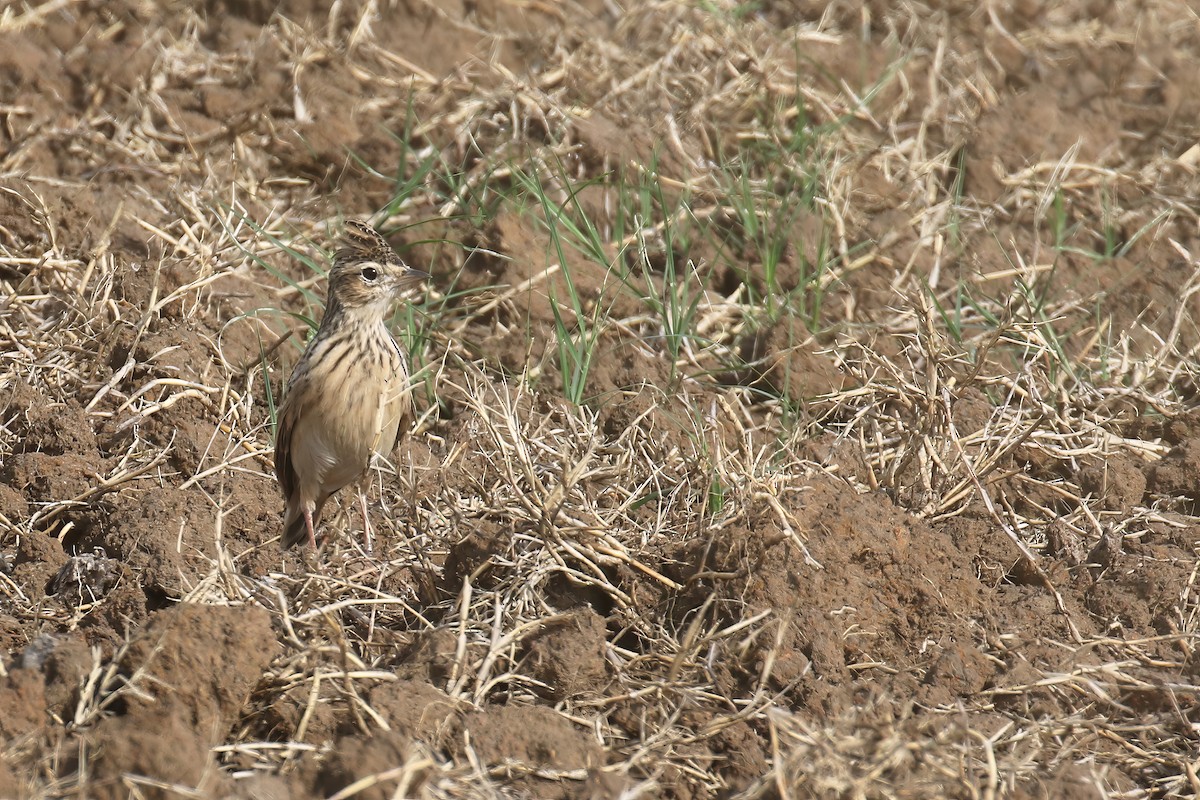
401,267,430,286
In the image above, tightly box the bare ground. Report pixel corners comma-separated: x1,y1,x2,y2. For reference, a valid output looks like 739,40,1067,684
3,1,1200,798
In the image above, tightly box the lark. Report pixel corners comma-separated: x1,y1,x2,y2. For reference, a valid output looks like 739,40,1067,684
274,220,428,549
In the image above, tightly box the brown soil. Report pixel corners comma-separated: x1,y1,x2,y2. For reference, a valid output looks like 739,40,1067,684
3,0,1200,798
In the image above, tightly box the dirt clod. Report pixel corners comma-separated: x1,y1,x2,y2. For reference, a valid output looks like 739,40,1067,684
463,704,601,771
523,609,609,700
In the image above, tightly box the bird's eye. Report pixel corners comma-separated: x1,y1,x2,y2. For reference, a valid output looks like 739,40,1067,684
361,266,379,282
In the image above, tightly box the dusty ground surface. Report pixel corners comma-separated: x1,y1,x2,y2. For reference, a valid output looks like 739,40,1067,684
2,0,1200,798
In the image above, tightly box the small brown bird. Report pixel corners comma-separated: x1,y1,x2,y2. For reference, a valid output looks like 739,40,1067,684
274,220,428,549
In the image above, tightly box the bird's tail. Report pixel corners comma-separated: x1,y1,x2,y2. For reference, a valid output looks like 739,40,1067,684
281,497,325,550
281,504,307,550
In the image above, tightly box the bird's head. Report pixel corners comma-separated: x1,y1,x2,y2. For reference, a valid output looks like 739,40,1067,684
327,219,428,312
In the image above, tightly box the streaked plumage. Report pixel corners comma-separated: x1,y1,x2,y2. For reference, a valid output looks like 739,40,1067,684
275,220,428,549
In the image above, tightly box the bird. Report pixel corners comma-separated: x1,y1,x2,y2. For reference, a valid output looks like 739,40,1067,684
274,219,428,550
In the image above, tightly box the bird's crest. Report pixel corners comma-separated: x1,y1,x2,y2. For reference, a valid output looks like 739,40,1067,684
337,219,397,265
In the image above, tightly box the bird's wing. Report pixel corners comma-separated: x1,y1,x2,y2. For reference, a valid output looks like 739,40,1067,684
274,391,299,499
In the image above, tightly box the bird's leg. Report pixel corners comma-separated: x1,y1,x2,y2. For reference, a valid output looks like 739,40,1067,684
358,474,373,553
304,506,316,549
